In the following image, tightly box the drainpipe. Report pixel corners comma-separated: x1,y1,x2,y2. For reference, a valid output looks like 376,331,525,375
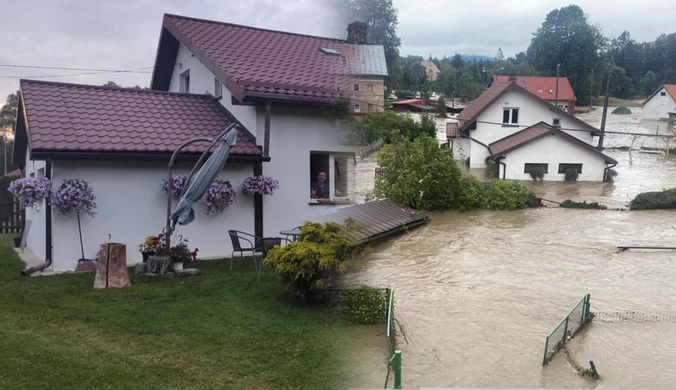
22,160,53,276
603,163,617,182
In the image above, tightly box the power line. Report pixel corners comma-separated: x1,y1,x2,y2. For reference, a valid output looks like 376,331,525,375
0,69,153,79
0,64,153,72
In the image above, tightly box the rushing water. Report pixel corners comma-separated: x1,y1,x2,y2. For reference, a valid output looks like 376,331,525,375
344,107,676,388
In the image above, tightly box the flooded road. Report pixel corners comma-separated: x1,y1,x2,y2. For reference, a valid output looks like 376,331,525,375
344,106,676,388
343,210,676,388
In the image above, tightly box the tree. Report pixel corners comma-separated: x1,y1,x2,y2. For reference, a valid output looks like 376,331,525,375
495,48,505,67
102,81,121,87
456,72,482,102
0,92,19,133
451,53,465,68
639,71,659,97
606,66,634,99
527,5,606,106
437,96,448,118
349,0,402,89
403,61,428,96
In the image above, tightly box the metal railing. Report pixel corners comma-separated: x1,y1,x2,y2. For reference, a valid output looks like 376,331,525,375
383,288,402,389
542,294,591,366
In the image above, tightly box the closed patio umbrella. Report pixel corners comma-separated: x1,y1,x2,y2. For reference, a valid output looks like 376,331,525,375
170,127,238,227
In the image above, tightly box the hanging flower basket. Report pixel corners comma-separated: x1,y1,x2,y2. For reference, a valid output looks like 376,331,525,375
52,178,97,216
201,179,237,217
161,174,188,199
8,177,52,211
241,175,279,196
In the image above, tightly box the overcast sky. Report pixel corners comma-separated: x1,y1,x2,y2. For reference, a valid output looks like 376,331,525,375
1,0,673,101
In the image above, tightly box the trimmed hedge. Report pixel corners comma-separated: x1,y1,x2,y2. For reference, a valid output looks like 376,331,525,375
630,188,676,210
561,200,607,210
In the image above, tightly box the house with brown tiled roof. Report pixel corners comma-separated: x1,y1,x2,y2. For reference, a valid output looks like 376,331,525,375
489,75,577,115
12,14,387,272
448,81,617,181
642,85,676,121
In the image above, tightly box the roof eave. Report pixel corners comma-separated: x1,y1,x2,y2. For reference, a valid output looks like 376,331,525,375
30,149,269,163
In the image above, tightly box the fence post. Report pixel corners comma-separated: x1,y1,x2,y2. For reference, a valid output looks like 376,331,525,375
562,317,569,343
543,337,549,366
393,350,402,389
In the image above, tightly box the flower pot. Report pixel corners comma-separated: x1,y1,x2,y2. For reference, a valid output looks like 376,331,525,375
173,262,184,271
13,236,21,248
147,255,171,275
142,251,156,263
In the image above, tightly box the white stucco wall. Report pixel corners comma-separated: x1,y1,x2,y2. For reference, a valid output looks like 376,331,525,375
643,88,676,120
168,43,257,132
449,137,470,161
48,161,254,271
256,106,356,238
498,134,609,182
470,90,595,168
23,148,46,261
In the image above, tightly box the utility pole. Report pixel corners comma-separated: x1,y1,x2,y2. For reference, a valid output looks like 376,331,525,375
590,69,594,109
598,55,613,151
555,64,560,108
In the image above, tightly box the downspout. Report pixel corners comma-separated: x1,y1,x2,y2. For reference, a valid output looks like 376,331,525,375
255,102,271,239
497,157,507,180
22,160,53,276
603,163,617,182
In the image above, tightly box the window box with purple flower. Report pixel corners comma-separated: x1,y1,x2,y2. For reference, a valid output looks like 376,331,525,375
241,175,279,196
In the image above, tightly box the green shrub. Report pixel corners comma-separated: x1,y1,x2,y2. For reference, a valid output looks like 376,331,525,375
526,191,543,208
353,112,438,144
630,188,676,210
341,286,388,324
612,106,632,115
484,180,532,210
606,168,618,181
264,222,362,302
564,168,579,182
485,156,497,179
0,174,20,202
529,167,545,181
560,200,607,209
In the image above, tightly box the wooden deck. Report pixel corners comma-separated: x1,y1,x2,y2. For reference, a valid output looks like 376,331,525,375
319,199,429,244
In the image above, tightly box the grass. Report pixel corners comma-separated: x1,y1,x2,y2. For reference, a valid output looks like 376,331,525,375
0,235,351,390
592,96,643,107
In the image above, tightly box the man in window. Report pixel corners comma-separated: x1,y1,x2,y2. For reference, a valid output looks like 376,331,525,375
311,171,330,199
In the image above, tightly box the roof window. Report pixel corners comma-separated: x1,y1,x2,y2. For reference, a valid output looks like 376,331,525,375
548,89,553,94
538,89,543,94
319,48,341,55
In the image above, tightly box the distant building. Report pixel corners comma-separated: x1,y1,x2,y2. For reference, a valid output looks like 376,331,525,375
488,75,577,115
345,22,388,115
420,60,440,82
392,98,465,115
642,85,676,121
448,81,616,182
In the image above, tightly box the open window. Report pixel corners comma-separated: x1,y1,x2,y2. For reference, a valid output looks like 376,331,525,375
180,70,190,93
310,152,352,203
503,108,519,125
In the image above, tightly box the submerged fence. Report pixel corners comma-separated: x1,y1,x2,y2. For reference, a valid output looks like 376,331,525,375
543,294,592,366
383,288,402,389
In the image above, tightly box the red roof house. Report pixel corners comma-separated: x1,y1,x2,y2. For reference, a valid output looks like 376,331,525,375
489,75,577,115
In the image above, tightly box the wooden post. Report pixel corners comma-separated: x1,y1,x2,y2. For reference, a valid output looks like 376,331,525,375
94,243,131,289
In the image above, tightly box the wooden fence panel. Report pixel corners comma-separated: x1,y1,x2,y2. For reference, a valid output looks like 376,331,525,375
0,200,24,234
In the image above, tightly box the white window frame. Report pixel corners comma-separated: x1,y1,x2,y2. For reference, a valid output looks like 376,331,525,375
354,104,361,113
502,107,519,125
310,152,354,203
661,91,667,96
353,84,360,92
214,77,222,98
553,118,561,127
180,70,190,93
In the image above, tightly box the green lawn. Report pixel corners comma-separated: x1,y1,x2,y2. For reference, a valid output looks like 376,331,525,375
0,235,350,390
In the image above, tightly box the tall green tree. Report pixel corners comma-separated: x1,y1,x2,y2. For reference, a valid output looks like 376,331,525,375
349,0,403,89
450,53,465,68
527,5,606,106
0,92,19,133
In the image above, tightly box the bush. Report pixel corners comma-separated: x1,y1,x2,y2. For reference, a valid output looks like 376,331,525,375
560,200,607,209
0,173,21,202
353,112,437,144
485,156,498,179
526,191,543,208
612,106,632,115
341,286,388,324
529,167,545,181
564,168,579,182
606,168,618,181
457,176,540,211
264,222,362,302
630,188,676,210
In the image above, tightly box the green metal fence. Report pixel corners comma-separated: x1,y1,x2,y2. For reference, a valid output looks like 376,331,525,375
542,294,592,366
383,288,402,389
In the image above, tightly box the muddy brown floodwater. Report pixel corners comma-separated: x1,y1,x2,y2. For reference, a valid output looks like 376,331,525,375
343,107,676,389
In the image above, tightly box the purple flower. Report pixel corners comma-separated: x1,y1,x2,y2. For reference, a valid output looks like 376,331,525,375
241,175,279,196
162,174,187,199
51,178,97,217
8,177,52,211
200,179,237,217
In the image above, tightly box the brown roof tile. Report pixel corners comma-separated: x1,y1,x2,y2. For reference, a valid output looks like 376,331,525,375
20,79,262,156
158,14,387,105
643,84,676,105
492,75,577,102
488,122,617,164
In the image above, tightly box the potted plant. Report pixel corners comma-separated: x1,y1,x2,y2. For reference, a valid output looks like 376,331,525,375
8,177,52,211
138,234,162,262
145,234,172,275
201,179,237,217
169,237,198,271
162,174,188,199
241,175,279,196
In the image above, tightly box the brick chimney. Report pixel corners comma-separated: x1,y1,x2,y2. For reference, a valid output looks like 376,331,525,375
347,21,368,44
508,76,517,83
